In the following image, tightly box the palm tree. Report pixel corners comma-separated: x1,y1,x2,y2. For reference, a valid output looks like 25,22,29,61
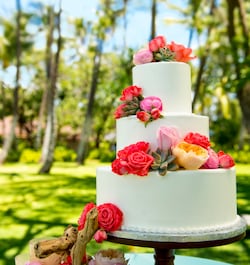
0,0,22,164
77,1,125,164
39,2,62,173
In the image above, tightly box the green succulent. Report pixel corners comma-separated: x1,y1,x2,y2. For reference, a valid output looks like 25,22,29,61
153,47,176,62
150,148,179,176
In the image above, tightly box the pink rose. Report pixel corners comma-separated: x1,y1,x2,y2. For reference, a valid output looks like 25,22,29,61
202,148,219,169
140,96,162,112
167,41,196,62
184,132,210,149
120,85,142,101
150,108,161,120
218,151,235,168
94,229,107,243
78,202,96,230
136,111,151,123
133,49,153,65
114,103,126,119
97,203,123,232
157,126,181,151
149,35,166,52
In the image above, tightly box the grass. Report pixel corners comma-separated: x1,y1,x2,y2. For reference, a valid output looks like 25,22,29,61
0,161,249,265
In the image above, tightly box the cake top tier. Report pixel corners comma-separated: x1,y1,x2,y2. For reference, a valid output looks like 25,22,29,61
115,36,197,124
132,62,191,113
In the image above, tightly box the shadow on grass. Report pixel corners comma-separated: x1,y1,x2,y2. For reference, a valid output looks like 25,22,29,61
0,166,97,265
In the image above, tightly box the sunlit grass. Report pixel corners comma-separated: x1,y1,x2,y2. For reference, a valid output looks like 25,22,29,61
0,161,249,265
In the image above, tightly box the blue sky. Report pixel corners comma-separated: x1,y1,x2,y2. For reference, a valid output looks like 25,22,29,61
0,0,193,49
0,0,195,87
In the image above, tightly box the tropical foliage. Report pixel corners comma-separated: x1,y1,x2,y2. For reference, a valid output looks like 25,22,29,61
0,0,249,173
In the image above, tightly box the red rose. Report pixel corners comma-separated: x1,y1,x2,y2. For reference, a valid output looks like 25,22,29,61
136,111,151,123
167,41,196,62
93,229,107,243
134,141,150,153
111,159,130,175
218,151,235,168
120,85,143,101
112,142,152,176
151,108,161,120
114,103,126,119
117,141,150,160
184,132,210,149
78,202,96,230
149,35,166,52
127,150,154,176
97,203,123,232
61,255,72,265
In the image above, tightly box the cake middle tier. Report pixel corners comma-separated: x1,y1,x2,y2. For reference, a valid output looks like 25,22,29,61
116,114,209,152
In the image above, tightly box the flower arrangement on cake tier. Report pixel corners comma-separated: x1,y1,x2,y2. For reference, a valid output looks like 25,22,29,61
111,126,235,177
133,35,196,64
26,202,126,265
114,85,163,126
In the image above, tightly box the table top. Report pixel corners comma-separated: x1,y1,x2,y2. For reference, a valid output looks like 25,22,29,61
15,253,233,265
126,253,233,265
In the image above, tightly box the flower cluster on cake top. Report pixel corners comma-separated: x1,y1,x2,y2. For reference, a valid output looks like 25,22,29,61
114,85,163,126
133,35,196,65
111,126,235,177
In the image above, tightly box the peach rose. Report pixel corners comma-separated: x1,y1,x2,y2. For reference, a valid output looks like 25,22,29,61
172,141,209,170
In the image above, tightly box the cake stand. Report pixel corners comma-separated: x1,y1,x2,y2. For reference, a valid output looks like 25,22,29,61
107,217,247,265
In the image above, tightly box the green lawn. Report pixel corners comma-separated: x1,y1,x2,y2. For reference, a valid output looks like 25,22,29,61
0,162,249,265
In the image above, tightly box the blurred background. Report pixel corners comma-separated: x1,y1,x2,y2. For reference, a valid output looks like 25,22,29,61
0,0,249,265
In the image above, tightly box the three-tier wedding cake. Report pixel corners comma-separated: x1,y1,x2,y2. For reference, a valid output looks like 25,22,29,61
96,36,239,234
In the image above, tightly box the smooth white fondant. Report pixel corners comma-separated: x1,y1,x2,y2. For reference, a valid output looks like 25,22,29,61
132,62,191,113
96,167,237,233
116,114,209,152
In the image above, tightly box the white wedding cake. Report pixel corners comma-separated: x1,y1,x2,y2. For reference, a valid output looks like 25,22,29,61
96,36,239,234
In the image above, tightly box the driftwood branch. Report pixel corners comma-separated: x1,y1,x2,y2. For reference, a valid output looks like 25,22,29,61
32,207,98,265
34,225,78,260
71,207,99,265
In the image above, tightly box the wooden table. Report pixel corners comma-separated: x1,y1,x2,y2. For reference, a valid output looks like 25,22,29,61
107,217,247,265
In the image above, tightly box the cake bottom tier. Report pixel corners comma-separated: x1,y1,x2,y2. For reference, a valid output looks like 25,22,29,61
96,167,238,233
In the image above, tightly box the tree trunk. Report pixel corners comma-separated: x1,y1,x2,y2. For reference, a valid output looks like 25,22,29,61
77,41,103,164
36,7,54,151
192,0,216,111
150,0,157,40
226,0,250,134
0,82,6,137
39,3,62,173
0,0,21,164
